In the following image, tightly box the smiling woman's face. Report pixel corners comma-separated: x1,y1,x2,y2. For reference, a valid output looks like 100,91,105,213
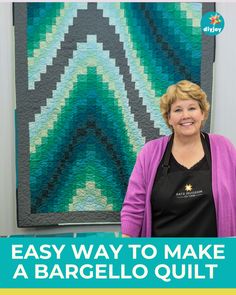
168,98,205,138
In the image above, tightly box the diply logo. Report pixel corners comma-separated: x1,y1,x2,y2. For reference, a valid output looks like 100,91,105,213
201,11,225,36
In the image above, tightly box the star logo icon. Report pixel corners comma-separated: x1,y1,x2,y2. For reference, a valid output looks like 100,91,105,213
209,14,221,25
185,184,193,192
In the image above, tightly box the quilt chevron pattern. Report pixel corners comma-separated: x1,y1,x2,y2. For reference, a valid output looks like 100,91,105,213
15,2,214,226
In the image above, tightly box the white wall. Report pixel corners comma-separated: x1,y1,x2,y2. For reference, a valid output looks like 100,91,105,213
0,3,17,235
0,2,235,236
212,3,236,145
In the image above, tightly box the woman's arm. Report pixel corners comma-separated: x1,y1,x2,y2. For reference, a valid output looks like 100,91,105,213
120,148,147,237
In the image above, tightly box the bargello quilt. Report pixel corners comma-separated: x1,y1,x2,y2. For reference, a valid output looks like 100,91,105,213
14,2,214,227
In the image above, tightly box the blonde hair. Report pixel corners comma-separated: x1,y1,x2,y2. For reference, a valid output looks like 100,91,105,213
160,80,210,129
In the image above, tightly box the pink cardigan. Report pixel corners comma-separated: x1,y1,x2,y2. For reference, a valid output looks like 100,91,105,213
121,134,236,237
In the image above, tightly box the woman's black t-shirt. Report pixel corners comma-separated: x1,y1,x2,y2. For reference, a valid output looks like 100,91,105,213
151,133,217,237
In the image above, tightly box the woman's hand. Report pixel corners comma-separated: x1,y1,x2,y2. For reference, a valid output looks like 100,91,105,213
122,234,131,238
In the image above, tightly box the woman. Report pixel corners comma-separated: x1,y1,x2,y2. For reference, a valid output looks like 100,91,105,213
121,80,236,237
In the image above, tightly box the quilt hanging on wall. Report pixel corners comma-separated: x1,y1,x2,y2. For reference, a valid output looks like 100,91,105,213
15,2,215,227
